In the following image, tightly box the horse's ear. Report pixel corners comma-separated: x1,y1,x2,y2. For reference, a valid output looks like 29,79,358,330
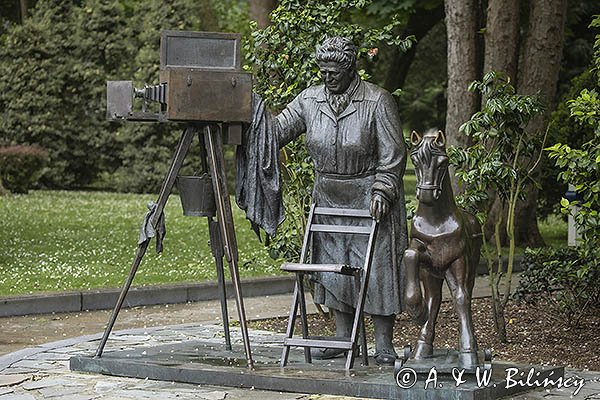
435,130,446,147
411,130,422,146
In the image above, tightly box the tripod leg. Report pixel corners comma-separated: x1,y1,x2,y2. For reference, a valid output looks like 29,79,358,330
208,217,232,350
95,241,148,358
94,126,196,358
200,129,231,349
203,124,254,370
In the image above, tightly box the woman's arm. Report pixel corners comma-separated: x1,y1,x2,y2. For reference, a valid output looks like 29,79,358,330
275,94,307,148
371,90,407,215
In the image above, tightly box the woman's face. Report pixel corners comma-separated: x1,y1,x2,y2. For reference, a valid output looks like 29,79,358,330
318,61,354,94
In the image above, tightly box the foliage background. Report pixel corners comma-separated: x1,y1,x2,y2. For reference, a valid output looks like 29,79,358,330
0,0,598,197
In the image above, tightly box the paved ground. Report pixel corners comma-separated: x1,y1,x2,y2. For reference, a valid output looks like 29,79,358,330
0,275,500,357
0,294,305,356
1,281,599,399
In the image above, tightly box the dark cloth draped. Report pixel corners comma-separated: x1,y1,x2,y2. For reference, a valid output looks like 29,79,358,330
138,201,166,253
235,93,285,238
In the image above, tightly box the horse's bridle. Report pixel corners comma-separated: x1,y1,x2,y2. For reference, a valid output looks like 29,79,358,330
415,168,447,192
416,163,448,190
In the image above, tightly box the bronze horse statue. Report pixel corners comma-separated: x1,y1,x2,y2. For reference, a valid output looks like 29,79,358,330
404,129,483,369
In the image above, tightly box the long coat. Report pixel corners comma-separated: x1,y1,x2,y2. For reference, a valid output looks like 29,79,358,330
275,80,408,316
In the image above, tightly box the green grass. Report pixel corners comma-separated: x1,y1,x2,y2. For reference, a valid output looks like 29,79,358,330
0,180,566,297
0,190,281,296
403,174,416,201
538,213,569,248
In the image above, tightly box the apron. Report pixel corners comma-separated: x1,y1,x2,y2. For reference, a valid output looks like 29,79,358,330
311,171,406,316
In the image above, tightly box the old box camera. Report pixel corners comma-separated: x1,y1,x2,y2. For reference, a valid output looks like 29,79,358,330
106,31,252,125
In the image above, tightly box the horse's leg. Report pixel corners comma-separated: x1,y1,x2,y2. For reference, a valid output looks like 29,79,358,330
413,267,444,359
446,257,479,369
404,243,428,325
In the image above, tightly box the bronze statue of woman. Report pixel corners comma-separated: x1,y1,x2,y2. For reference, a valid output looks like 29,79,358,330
273,37,409,365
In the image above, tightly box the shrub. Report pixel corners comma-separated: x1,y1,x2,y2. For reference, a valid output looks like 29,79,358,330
0,1,132,188
0,145,49,194
540,69,597,218
545,16,600,267
521,16,600,330
546,87,600,249
515,246,600,328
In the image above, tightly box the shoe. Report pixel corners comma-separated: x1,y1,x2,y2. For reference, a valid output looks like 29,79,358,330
374,348,398,365
310,347,346,360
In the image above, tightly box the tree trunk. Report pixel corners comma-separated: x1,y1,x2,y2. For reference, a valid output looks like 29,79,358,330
250,0,277,29
493,296,508,342
383,4,445,93
482,0,521,245
515,0,568,247
445,0,481,193
19,0,29,22
483,0,520,82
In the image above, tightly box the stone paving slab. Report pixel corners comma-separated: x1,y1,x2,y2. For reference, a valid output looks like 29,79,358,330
4,394,36,400
0,293,316,356
0,324,312,400
0,374,29,387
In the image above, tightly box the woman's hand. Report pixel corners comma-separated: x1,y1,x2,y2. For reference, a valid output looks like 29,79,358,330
370,193,390,222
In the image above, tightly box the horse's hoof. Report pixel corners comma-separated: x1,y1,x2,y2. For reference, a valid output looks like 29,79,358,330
414,341,433,359
374,348,398,365
458,351,480,370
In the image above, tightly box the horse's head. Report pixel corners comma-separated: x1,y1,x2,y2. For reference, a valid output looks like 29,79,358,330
410,129,449,204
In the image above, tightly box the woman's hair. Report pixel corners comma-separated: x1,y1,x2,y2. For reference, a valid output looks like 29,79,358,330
315,36,357,71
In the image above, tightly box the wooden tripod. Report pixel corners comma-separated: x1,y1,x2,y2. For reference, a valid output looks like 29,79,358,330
94,124,254,369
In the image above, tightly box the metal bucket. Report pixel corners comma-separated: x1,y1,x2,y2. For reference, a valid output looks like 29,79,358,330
176,174,216,217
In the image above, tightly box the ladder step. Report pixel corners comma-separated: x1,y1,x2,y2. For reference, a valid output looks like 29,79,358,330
310,224,372,235
281,263,361,275
284,338,354,350
313,207,372,218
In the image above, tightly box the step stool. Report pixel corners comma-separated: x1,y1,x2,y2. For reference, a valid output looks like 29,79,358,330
280,204,379,370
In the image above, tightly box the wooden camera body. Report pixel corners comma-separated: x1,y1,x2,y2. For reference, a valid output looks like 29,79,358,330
106,31,252,126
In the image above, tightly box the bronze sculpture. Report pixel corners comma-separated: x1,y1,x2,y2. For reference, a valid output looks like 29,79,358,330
273,37,409,365
403,129,482,369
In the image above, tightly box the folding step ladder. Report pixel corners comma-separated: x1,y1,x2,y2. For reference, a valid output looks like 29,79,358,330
280,204,379,370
